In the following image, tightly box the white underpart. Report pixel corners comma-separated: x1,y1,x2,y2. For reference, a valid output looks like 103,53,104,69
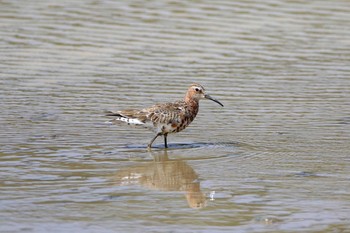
113,116,156,131
109,116,177,134
156,123,176,134
116,116,144,125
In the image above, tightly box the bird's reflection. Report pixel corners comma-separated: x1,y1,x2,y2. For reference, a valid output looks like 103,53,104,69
113,150,206,208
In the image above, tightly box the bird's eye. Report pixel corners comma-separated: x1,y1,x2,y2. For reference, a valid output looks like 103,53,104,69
195,88,200,92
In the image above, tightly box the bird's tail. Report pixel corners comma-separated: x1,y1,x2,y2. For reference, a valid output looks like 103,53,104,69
105,111,122,117
105,111,145,126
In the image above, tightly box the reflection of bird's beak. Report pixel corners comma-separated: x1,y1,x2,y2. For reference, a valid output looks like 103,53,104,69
205,94,224,107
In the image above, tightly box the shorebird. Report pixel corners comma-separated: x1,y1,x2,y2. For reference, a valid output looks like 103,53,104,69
106,83,223,149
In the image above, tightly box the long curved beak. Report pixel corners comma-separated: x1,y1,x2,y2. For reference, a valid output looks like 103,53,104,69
205,94,224,107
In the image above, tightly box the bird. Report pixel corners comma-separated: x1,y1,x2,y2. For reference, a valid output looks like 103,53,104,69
106,83,223,149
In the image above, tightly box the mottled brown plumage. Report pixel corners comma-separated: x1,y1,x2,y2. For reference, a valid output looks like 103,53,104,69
106,83,223,149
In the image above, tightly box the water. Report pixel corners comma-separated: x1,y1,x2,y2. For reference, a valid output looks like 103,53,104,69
1,0,350,232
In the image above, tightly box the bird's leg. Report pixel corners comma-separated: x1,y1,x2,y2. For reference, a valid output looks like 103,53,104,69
148,133,162,149
164,133,168,148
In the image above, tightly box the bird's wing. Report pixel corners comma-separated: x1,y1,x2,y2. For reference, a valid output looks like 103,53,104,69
144,101,186,124
105,101,187,125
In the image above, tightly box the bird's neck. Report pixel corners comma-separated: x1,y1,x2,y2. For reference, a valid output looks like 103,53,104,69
184,96,199,111
185,91,199,102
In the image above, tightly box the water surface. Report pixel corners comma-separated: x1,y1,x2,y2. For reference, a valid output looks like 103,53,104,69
1,0,350,232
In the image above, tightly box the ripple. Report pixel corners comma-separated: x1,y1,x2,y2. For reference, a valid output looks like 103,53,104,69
124,141,241,150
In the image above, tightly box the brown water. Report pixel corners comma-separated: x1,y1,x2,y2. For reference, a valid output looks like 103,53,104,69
1,0,350,232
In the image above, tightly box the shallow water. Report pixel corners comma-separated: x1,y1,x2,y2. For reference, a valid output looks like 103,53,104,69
1,0,350,232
